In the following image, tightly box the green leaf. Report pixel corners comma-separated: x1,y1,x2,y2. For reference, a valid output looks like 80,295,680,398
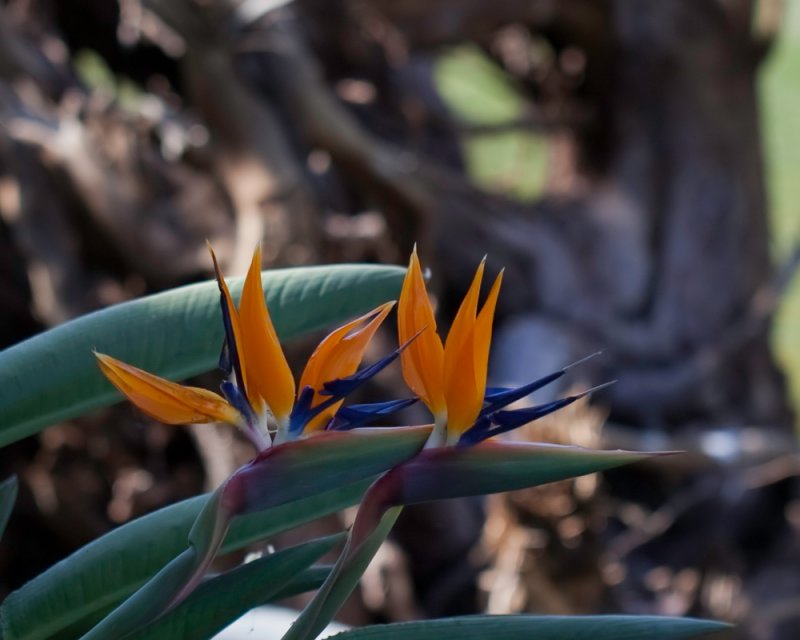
78,428,430,640
44,566,334,640
284,443,664,640
129,534,344,640
284,508,401,640
392,442,663,504
2,426,431,640
0,264,405,446
230,428,433,516
325,616,730,639
270,565,332,601
0,479,369,640
0,475,19,541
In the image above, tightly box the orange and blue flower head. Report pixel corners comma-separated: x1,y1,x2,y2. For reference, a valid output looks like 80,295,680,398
96,245,413,450
398,247,608,448
287,249,620,640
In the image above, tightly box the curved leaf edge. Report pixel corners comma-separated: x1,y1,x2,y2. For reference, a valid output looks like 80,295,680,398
324,615,732,639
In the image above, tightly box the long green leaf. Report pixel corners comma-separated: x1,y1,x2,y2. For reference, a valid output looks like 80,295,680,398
0,264,405,446
130,534,345,640
270,565,333,601
285,443,665,640
0,475,18,541
284,508,401,640
0,479,369,640
45,566,335,640
325,616,730,639
3,426,430,640
391,442,663,504
78,428,430,640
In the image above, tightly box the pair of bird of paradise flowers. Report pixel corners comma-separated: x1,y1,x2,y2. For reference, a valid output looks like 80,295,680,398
96,246,590,453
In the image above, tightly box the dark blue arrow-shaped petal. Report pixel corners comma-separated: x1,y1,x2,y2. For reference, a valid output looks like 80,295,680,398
330,398,419,431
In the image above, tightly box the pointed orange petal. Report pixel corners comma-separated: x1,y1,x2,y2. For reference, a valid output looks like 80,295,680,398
299,301,395,432
443,260,485,436
208,244,256,409
443,258,484,391
95,353,240,425
238,246,296,422
397,248,445,415
474,269,503,398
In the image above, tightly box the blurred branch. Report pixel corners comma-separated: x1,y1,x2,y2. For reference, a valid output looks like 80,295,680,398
0,8,73,99
607,449,800,560
603,239,800,418
144,0,323,271
251,13,437,252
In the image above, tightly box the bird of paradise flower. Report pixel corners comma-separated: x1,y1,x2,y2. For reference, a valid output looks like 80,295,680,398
87,245,655,640
285,248,654,640
84,246,430,638
95,244,416,451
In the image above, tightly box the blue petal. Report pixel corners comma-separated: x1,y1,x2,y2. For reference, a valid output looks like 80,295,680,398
320,348,403,399
460,381,614,445
329,398,418,431
288,386,318,434
218,339,232,377
484,386,510,397
456,414,493,447
491,396,583,434
288,333,422,435
216,287,249,406
481,352,603,414
481,370,565,413
220,381,256,427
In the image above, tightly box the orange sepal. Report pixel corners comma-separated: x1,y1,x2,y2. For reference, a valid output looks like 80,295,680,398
474,269,503,400
442,260,485,436
299,301,395,432
95,352,240,425
397,248,446,416
238,246,295,422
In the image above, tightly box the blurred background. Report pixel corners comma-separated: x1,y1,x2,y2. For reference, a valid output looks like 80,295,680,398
1,1,799,638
